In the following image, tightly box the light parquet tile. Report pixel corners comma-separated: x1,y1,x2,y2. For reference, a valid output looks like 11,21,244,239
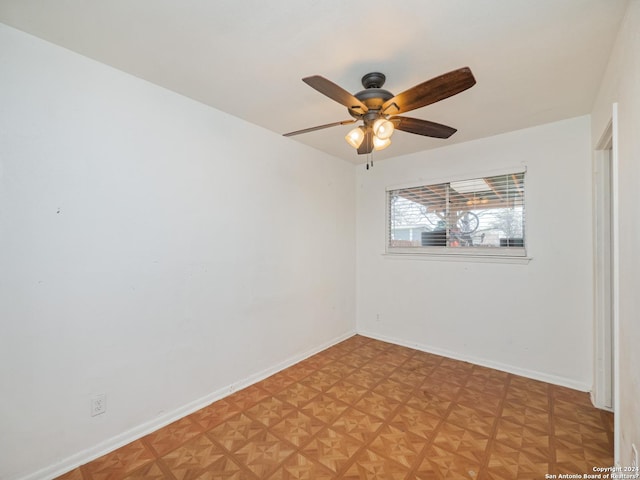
56,468,85,480
447,404,496,437
284,363,318,381
354,391,402,421
420,379,463,401
506,384,551,410
488,440,552,479
368,424,423,468
275,382,320,408
325,379,369,405
159,435,224,480
456,389,503,416
416,445,482,480
298,370,340,393
342,448,411,480
301,427,363,474
195,465,256,480
227,386,270,411
83,440,154,480
406,390,452,418
143,417,203,457
345,370,383,390
270,410,324,447
389,405,442,441
431,422,489,465
493,418,551,450
190,399,243,431
206,413,266,453
256,372,297,395
122,461,168,480
331,407,384,442
389,366,430,388
372,377,415,403
233,432,295,478
57,335,613,480
429,367,471,388
554,399,608,430
465,376,509,398
318,363,357,379
339,352,371,368
300,394,349,424
244,396,297,428
500,399,552,434
266,452,334,480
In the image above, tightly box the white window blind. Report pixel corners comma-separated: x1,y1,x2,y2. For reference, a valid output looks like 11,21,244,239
387,171,526,256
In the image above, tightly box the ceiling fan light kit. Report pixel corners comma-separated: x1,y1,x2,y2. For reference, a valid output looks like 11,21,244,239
284,67,476,159
372,135,391,151
373,118,394,140
345,126,366,148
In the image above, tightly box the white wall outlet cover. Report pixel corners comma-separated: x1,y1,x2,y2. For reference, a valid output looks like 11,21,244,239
90,394,106,417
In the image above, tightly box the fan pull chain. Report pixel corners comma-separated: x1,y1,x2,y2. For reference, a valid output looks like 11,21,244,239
366,151,374,170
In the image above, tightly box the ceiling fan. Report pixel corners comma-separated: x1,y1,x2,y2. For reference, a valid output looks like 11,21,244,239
283,67,476,155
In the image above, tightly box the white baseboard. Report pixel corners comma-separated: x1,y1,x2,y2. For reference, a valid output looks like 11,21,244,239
19,329,356,480
357,329,592,392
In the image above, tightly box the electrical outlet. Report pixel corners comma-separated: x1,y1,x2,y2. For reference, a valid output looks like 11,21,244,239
91,394,106,417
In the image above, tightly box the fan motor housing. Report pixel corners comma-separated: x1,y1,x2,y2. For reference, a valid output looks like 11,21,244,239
345,72,394,118
349,88,394,118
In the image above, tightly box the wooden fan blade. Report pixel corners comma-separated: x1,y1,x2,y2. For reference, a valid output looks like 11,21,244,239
390,116,457,138
303,76,369,113
382,67,476,115
283,119,356,137
357,129,374,155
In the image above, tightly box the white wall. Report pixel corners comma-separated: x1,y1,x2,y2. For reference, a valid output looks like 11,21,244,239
0,24,356,480
356,116,593,390
591,0,640,467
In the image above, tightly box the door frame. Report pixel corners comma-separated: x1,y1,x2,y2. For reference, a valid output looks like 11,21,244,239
592,103,620,462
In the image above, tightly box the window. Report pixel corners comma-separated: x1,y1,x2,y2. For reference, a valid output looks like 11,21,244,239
387,171,526,257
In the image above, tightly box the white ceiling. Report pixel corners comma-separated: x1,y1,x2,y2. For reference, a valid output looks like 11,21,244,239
0,0,629,163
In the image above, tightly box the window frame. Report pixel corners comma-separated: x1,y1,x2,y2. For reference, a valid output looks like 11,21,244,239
384,167,528,260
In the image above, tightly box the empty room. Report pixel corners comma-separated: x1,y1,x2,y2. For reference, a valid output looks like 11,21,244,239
1,1,639,479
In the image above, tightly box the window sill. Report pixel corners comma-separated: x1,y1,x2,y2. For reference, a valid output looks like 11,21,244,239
382,252,532,264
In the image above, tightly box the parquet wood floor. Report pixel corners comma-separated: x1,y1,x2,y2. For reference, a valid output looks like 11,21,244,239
57,335,613,479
